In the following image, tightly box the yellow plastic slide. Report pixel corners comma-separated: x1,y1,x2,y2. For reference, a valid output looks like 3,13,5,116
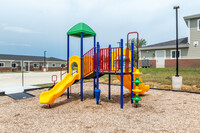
112,48,149,94
39,55,81,105
115,68,150,95
39,73,79,104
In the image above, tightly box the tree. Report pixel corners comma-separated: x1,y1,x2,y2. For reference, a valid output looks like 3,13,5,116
125,38,147,65
126,38,147,50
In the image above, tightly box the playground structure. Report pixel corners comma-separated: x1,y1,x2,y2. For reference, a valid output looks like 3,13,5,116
39,23,149,108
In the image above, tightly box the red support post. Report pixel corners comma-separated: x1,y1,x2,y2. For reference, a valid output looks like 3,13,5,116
52,75,57,85
127,32,139,69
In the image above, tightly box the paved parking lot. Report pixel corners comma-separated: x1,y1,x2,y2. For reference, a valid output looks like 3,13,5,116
0,71,64,94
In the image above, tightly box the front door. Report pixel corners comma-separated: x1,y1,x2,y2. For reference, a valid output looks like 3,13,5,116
155,50,166,68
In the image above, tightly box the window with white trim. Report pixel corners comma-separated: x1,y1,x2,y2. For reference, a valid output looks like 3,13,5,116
171,50,181,59
12,63,18,68
198,19,200,31
0,62,5,67
33,63,39,68
52,63,56,67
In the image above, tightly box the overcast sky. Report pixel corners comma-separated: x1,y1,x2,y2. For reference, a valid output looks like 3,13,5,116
0,0,199,59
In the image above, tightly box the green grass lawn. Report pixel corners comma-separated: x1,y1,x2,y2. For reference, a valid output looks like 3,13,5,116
98,68,200,88
139,68,200,88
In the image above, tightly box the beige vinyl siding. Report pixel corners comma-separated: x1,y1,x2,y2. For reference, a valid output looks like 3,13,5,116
0,61,11,67
141,48,189,60
180,48,189,59
166,48,188,59
187,18,200,58
166,50,170,59
140,50,155,60
5,61,11,67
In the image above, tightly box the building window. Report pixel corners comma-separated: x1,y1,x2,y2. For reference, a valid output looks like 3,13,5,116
0,62,5,67
193,41,199,47
33,63,39,68
198,19,200,31
60,64,65,67
12,63,18,68
171,50,181,59
52,64,56,67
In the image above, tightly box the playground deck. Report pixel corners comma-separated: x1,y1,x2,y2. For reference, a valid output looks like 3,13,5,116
1,82,200,132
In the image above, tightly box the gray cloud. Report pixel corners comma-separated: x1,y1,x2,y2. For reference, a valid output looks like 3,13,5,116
0,42,31,47
3,26,34,33
0,0,200,58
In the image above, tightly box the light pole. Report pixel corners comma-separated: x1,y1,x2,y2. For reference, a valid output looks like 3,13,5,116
174,6,179,76
44,51,46,71
172,6,182,90
22,60,24,87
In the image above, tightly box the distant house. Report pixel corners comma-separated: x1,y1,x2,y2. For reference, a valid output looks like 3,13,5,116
139,14,200,68
0,54,66,72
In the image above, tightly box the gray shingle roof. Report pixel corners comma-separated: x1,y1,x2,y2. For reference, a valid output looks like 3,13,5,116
184,14,200,20
0,54,66,62
141,37,188,48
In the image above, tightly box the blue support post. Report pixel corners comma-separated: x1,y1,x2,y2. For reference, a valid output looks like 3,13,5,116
80,32,83,101
96,42,100,104
93,36,96,98
108,44,111,100
131,42,134,104
67,35,69,99
120,39,124,109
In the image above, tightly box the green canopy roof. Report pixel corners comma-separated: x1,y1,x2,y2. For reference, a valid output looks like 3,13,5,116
67,22,96,38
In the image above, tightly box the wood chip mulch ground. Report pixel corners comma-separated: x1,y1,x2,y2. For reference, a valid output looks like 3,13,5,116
0,82,200,132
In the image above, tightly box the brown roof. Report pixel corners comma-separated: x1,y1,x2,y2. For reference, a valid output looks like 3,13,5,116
0,54,66,62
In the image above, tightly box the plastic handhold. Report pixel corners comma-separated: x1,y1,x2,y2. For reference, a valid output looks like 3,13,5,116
132,86,142,93
132,77,142,86
133,69,142,77
132,95,142,106
132,89,142,93
132,95,142,101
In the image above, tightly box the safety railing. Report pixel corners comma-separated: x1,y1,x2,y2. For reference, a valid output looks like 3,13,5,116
60,45,131,81
99,47,121,72
83,47,96,77
99,47,131,73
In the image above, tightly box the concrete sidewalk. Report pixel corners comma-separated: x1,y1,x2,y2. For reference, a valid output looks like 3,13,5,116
0,71,65,94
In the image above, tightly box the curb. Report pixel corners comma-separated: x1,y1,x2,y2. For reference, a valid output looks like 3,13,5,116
150,88,200,94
